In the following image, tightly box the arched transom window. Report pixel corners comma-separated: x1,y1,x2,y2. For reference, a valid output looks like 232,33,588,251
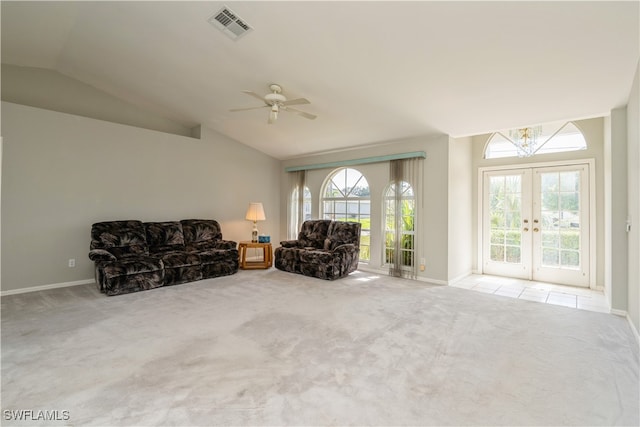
485,121,587,159
321,167,370,261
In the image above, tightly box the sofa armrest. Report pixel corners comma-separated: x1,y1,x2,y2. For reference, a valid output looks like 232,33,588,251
88,249,117,262
280,240,301,248
332,243,358,254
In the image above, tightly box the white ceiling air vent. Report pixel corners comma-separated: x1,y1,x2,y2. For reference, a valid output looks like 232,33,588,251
208,6,252,41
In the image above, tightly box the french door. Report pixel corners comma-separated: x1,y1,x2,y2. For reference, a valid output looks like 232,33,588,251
482,164,590,287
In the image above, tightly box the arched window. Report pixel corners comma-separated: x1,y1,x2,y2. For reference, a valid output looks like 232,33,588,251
290,186,312,238
321,168,370,261
485,121,587,159
383,181,415,269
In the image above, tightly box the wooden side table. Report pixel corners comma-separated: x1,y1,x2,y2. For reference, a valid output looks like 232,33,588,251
238,241,273,270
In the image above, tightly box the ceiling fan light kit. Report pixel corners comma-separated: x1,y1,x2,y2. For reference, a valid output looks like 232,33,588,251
230,84,316,124
269,104,278,124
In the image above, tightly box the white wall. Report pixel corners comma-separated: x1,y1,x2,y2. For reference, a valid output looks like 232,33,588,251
2,64,194,138
626,61,639,333
448,136,473,282
1,102,280,292
280,134,466,284
608,108,629,311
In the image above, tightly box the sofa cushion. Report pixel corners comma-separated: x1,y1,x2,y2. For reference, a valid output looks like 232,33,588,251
102,256,163,279
144,221,185,253
91,220,149,257
298,249,336,265
185,240,236,252
181,219,223,243
327,221,361,248
102,256,164,296
298,220,332,249
198,249,238,264
323,237,341,251
160,251,200,268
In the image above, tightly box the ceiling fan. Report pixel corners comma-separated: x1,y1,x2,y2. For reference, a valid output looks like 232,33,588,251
230,84,317,124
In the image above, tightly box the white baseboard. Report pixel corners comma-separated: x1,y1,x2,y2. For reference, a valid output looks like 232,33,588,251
356,265,388,275
610,308,628,317
1,279,94,297
447,271,472,285
628,314,640,345
416,276,448,286
357,266,448,285
611,309,640,345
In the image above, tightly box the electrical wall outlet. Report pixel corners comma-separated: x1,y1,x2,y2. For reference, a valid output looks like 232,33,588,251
68,258,76,268
420,258,425,271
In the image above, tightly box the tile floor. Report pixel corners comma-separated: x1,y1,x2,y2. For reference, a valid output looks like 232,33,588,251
451,274,609,313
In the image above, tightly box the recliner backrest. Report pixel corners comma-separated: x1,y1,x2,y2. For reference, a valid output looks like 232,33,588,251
144,221,186,253
90,220,149,257
298,220,332,249
181,219,223,243
326,221,361,250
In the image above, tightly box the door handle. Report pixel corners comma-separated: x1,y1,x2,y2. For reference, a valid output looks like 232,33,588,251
523,227,529,232
534,228,539,232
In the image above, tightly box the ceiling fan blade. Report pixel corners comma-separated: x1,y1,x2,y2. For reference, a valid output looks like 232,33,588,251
281,98,310,107
229,105,268,112
242,90,266,101
286,107,317,120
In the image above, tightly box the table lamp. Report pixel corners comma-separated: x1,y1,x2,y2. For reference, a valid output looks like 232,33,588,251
245,202,266,242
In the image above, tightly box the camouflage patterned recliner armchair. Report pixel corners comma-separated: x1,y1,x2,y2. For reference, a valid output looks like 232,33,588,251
275,219,361,280
88,219,238,296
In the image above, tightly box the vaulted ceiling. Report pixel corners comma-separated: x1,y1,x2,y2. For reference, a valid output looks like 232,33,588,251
2,1,638,159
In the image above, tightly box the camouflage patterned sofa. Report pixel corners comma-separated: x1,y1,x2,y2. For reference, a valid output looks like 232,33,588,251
275,219,361,280
88,219,238,296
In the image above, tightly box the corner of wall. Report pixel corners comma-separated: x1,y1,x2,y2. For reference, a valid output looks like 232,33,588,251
447,136,474,281
190,125,202,139
625,59,640,333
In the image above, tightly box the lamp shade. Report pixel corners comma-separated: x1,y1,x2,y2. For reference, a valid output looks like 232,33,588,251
245,202,266,222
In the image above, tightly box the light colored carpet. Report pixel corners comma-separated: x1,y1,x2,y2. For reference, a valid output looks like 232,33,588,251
2,269,638,426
